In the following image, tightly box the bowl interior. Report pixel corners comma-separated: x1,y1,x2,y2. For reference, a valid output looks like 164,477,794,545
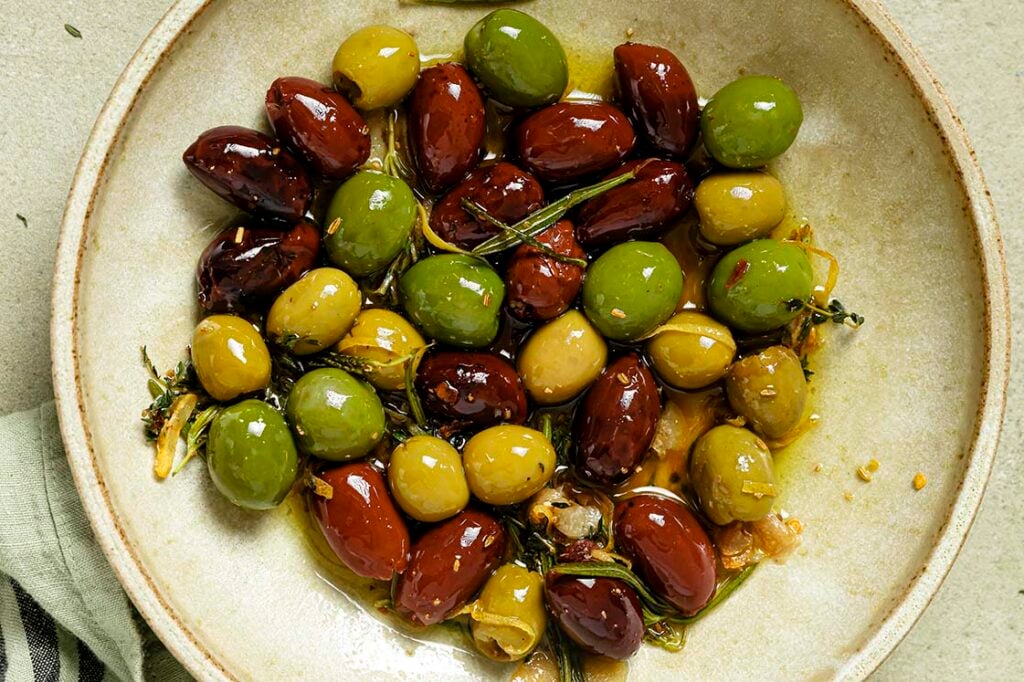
63,0,997,679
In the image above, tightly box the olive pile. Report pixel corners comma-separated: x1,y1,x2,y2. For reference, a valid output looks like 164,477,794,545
146,7,849,673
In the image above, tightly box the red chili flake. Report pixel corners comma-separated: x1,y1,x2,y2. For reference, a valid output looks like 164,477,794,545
725,259,750,289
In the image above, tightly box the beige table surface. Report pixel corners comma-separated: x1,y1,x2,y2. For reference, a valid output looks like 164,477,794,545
1,0,1020,678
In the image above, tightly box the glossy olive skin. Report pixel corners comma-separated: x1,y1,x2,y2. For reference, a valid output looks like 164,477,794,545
312,462,410,580
207,400,299,510
518,311,607,405
516,102,636,183
324,171,417,277
388,436,469,522
614,43,700,157
575,355,661,486
613,493,717,615
695,172,786,246
707,239,813,333
463,425,556,506
285,368,385,461
196,221,320,313
400,255,505,348
505,220,584,322
465,9,568,108
182,126,312,222
576,159,694,248
582,241,683,342
394,510,507,626
332,25,420,110
690,425,776,524
646,311,737,390
701,76,803,169
545,576,643,660
430,162,544,250
408,63,486,193
266,268,361,355
335,309,426,391
725,345,808,438
191,315,271,401
265,76,370,181
415,352,527,428
471,564,547,662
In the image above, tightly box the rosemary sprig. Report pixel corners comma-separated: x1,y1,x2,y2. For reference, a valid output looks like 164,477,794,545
547,618,585,682
460,199,587,267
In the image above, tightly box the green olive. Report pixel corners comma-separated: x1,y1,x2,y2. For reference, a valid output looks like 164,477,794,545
324,171,417,277
707,239,813,333
726,345,808,439
207,400,299,510
399,254,505,348
470,564,547,662
285,368,385,461
332,25,420,110
690,425,776,525
463,425,555,506
266,268,361,355
464,9,568,108
701,75,803,169
696,172,787,246
191,315,271,401
336,309,426,391
388,435,469,522
582,241,683,342
646,312,736,390
517,311,607,405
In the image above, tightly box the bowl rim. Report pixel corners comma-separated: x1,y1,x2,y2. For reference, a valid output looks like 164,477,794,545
49,0,1010,679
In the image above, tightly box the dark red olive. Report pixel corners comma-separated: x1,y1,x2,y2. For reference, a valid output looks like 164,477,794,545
265,76,371,181
614,43,700,158
408,63,486,194
415,352,527,428
516,102,636,183
394,509,507,625
545,575,644,659
575,354,660,486
196,220,320,313
575,159,694,248
182,125,312,222
505,220,585,322
430,162,544,249
613,493,717,616
312,463,411,581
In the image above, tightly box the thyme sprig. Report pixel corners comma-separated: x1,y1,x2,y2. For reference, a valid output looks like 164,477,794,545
788,297,864,328
140,346,203,441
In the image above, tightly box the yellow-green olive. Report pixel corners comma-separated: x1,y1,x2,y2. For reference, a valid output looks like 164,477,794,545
690,425,776,525
332,25,420,110
388,436,469,522
463,426,555,506
469,564,547,662
517,311,607,405
725,345,808,439
266,268,361,355
335,309,426,391
191,315,271,401
696,172,786,246
646,312,737,390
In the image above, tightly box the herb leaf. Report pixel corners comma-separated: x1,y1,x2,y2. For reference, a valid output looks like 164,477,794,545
15,213,27,227
64,23,82,38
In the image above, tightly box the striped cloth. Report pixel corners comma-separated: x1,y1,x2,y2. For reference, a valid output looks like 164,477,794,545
0,403,190,682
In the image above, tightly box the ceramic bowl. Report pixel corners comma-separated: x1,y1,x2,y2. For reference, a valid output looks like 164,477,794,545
51,0,1008,679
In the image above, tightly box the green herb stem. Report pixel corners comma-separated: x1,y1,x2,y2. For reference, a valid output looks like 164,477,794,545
460,199,587,267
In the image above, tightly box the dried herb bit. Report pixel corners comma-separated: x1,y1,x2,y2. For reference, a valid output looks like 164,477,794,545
645,620,686,652
306,471,335,499
64,23,82,38
15,213,27,227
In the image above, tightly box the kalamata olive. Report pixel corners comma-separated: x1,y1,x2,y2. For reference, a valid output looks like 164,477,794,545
517,311,607,405
463,425,556,506
395,509,507,626
725,345,808,438
430,162,544,250
312,462,410,581
285,368,385,461
388,436,469,522
505,220,584,322
614,43,700,157
646,311,737,389
408,63,486,193
265,76,371,181
613,493,717,615
516,102,636,183
332,25,420,111
470,564,547,662
416,352,527,428
574,354,660,485
575,160,694,248
544,576,643,660
266,268,361,355
690,425,777,524
191,315,270,401
701,76,803,169
182,125,312,222
196,221,320,313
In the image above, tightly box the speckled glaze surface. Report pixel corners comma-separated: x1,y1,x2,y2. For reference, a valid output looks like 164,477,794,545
50,1,1008,680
